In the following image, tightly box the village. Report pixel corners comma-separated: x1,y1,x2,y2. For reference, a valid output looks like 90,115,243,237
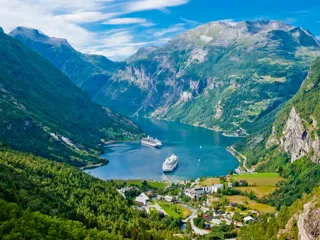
113,172,284,237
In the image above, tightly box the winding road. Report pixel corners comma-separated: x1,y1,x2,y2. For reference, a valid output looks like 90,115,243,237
181,204,209,235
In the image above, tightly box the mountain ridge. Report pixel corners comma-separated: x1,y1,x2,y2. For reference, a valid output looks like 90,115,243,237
11,20,320,135
0,28,142,166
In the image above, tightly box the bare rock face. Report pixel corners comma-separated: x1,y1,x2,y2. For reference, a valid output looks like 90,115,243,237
280,107,312,162
297,199,320,240
279,107,320,163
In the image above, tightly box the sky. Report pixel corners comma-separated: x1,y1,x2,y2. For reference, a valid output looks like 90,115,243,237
1,0,320,61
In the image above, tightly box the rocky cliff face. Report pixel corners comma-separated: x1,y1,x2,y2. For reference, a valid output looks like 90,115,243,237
267,106,320,163
265,58,320,164
280,107,313,162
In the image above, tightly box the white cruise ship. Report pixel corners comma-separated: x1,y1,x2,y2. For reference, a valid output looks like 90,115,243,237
162,154,178,172
141,136,162,148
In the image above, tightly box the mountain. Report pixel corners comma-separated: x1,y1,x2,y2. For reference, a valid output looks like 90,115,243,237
0,27,141,166
10,27,124,95
126,46,158,63
11,21,320,135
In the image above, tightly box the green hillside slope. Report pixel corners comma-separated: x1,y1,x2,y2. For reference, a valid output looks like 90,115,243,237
0,27,141,166
12,21,320,135
0,149,181,239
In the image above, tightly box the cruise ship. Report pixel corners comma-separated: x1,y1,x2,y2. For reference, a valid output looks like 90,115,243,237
162,154,178,172
141,136,162,148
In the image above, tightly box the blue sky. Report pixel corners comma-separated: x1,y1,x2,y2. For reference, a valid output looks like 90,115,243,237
1,0,320,60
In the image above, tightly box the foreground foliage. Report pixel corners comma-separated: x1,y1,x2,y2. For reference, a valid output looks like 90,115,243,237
0,149,182,239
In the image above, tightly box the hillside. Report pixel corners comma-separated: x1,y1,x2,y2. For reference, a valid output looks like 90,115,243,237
12,21,320,135
0,149,181,239
10,27,124,95
0,27,142,166
238,186,320,240
235,57,320,168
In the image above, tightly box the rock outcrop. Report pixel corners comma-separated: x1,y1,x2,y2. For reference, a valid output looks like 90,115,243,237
280,107,312,162
268,106,320,163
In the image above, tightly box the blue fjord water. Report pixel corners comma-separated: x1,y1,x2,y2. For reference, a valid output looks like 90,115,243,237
85,118,239,182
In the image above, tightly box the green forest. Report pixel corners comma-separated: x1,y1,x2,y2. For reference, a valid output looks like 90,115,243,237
0,149,183,240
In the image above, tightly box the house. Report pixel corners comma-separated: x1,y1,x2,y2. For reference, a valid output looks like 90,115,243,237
203,184,224,193
164,195,176,202
243,216,254,223
228,182,233,188
157,195,164,200
211,184,224,193
203,214,214,221
184,187,205,199
230,202,237,207
211,218,222,226
134,193,149,206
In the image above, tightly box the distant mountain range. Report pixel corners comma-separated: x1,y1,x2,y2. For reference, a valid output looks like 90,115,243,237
0,27,141,166
10,20,320,136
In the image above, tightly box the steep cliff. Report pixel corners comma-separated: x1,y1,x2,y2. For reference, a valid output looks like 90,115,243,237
266,58,320,164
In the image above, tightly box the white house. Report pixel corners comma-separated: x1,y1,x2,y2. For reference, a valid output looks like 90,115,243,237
203,184,224,193
184,187,205,199
164,195,176,202
211,218,222,226
134,193,149,206
228,182,233,188
243,216,254,223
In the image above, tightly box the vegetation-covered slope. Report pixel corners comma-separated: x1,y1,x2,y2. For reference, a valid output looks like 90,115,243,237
0,149,182,239
238,186,320,240
96,21,320,135
10,27,124,95
0,27,141,166
235,57,320,168
12,21,320,135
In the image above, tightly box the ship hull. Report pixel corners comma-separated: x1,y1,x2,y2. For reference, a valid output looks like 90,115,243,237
162,161,178,172
141,141,162,148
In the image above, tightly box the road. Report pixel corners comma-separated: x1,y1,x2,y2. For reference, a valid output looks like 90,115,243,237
147,203,167,215
181,204,209,235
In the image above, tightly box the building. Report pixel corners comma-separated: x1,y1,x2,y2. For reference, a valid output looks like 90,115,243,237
203,184,224,193
211,218,222,226
184,187,205,199
157,195,164,200
134,193,149,206
243,216,254,223
164,195,176,202
228,182,233,188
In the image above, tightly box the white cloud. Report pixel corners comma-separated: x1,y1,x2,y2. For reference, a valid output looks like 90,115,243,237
103,17,154,26
181,17,201,25
153,23,186,37
0,0,191,60
125,0,190,12
58,11,119,23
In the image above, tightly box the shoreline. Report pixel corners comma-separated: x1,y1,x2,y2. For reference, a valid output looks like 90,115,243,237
138,116,247,138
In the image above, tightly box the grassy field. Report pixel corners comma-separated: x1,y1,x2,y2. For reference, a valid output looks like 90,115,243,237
177,205,192,219
157,202,191,219
158,203,181,218
226,195,275,213
230,173,285,186
113,180,169,189
235,186,276,198
199,178,221,186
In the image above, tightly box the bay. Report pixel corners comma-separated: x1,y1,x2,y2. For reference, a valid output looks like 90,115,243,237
85,118,239,182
